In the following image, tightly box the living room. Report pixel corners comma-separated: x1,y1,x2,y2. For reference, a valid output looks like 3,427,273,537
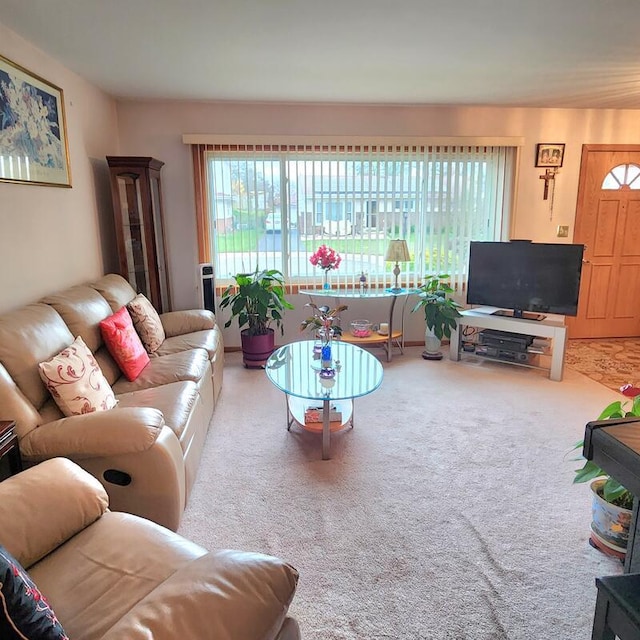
1,3,640,638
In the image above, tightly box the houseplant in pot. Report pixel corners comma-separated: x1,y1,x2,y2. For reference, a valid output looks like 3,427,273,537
572,395,640,558
219,267,294,368
411,274,462,360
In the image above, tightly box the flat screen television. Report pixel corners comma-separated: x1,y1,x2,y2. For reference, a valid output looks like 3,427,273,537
466,241,585,319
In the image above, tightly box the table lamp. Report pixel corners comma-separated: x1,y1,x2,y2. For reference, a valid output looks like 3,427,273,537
385,239,411,292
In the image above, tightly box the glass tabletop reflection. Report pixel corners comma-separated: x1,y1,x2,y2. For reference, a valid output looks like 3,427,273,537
265,340,383,402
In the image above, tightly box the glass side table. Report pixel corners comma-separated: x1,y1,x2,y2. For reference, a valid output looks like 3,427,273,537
265,340,383,460
298,288,420,362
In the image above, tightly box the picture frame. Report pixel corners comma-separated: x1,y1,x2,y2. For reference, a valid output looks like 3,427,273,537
0,54,71,187
535,143,565,168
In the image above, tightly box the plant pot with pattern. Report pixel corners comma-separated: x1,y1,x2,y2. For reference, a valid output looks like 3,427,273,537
220,267,294,368
572,397,640,559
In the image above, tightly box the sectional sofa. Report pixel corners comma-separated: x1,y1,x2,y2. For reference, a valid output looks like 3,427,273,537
0,274,224,531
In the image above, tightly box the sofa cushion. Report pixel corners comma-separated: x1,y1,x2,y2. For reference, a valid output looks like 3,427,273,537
90,274,137,313
159,309,215,338
0,545,68,640
116,381,198,442
0,303,74,411
0,458,109,570
27,512,206,640
100,307,150,381
99,550,299,640
127,294,165,353
154,328,221,361
38,336,118,416
112,349,210,395
41,285,114,355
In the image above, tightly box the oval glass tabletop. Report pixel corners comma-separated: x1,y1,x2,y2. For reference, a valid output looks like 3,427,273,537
265,340,383,402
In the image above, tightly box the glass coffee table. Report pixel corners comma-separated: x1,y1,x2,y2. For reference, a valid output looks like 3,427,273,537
265,340,384,460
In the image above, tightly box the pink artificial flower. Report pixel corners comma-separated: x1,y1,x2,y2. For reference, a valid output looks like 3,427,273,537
310,244,341,272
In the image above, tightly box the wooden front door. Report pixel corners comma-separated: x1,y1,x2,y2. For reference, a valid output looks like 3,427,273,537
567,145,640,338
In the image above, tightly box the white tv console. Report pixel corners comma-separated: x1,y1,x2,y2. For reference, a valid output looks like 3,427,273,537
449,307,568,381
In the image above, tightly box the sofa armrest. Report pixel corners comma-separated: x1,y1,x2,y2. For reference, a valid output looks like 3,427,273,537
20,407,165,460
160,309,215,337
0,458,108,569
101,550,299,640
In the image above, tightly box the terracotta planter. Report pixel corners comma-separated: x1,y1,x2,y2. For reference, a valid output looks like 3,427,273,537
590,478,632,558
240,328,275,369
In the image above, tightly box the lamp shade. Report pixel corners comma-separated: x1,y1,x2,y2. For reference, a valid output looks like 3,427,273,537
385,239,411,262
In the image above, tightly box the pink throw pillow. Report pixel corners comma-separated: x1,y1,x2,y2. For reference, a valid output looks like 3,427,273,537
100,307,150,381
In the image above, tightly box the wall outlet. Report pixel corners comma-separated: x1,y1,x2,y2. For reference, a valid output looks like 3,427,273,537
556,225,569,238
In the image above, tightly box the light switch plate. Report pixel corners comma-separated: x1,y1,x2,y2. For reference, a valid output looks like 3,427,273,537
557,225,569,238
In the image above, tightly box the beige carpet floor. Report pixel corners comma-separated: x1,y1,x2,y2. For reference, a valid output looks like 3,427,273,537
565,338,640,393
179,347,626,640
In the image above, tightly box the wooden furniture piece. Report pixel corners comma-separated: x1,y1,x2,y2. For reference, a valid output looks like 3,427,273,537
0,420,22,481
298,288,419,362
592,573,640,640
450,306,568,381
106,156,172,313
584,416,640,573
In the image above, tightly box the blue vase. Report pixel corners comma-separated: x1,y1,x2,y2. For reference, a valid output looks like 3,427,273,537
321,343,332,368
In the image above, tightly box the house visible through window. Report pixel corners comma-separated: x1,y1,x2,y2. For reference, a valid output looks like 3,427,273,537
203,143,516,291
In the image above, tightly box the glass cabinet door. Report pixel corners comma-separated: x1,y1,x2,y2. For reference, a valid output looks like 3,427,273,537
107,156,172,313
149,174,170,309
116,173,151,298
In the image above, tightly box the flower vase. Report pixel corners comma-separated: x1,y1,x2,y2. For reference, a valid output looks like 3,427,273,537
323,270,330,290
319,329,335,377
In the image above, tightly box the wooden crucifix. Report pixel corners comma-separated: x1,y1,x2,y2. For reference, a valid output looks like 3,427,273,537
539,168,558,200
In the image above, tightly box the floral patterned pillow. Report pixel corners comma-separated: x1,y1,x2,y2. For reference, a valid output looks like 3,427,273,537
0,545,69,639
38,336,118,416
126,294,166,354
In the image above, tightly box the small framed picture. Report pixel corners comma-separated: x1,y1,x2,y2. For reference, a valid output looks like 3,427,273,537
535,143,565,168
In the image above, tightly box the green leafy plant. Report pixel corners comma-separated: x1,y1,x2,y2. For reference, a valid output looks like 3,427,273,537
411,274,462,340
299,303,348,338
219,267,294,337
572,395,640,510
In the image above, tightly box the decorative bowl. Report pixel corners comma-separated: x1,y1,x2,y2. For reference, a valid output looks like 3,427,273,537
351,320,372,338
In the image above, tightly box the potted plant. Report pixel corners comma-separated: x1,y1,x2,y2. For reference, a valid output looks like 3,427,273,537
572,395,640,557
299,303,348,339
219,267,294,368
411,274,462,360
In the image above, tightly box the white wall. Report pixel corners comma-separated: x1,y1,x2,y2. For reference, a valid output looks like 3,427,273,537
0,23,119,313
2,18,640,343
115,100,640,345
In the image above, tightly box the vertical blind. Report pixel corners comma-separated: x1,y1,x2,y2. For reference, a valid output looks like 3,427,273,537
192,142,516,290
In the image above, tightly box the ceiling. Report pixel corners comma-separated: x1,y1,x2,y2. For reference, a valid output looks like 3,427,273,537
2,0,640,108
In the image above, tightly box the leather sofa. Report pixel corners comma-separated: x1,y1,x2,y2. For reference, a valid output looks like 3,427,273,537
0,458,300,640
0,274,224,531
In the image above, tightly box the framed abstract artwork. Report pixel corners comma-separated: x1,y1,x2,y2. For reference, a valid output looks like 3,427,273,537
0,54,71,187
535,143,565,168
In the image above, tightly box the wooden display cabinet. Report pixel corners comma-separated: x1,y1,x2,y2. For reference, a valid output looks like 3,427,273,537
107,156,172,313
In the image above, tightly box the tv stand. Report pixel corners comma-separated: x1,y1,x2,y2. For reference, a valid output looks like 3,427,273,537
492,309,547,321
450,306,567,381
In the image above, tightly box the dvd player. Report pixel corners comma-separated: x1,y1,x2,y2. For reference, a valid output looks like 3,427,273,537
479,329,534,352
475,345,530,363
